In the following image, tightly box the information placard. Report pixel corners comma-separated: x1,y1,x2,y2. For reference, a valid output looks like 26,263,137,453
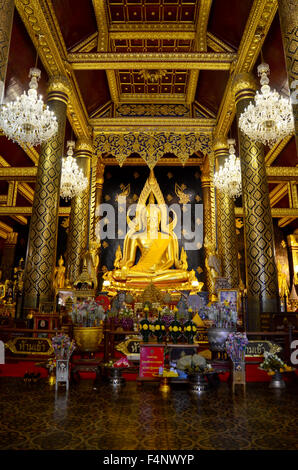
139,345,165,378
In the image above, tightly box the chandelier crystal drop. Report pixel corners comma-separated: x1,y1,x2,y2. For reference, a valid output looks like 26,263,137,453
60,141,88,201
214,139,242,199
238,63,294,147
0,68,58,146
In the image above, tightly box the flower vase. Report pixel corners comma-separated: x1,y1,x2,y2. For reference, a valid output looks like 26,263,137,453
169,313,181,344
183,311,197,344
269,371,286,389
154,313,166,343
140,311,151,343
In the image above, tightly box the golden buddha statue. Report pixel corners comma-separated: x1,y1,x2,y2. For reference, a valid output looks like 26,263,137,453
103,170,201,293
53,255,66,289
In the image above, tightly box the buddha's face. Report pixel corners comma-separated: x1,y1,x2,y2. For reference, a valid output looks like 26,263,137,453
146,205,160,236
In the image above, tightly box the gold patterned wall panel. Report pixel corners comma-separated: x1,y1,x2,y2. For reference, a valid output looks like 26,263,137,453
23,94,68,309
66,151,90,284
235,88,279,327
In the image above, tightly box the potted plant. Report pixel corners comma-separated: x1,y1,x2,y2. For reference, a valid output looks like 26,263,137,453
71,299,106,352
259,351,293,389
204,302,237,353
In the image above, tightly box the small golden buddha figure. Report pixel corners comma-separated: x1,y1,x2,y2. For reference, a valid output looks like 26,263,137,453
277,261,289,298
103,170,198,291
53,256,66,289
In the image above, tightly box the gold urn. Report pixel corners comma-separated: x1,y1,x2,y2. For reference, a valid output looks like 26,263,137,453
73,326,103,353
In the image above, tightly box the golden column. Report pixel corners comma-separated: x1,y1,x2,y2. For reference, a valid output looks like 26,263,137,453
66,139,92,285
0,0,14,102
23,75,70,309
233,73,279,330
214,138,239,288
278,0,298,149
201,159,214,295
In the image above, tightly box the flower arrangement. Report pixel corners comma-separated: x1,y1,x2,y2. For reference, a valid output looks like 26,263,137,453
118,305,134,331
154,308,166,343
183,308,197,344
71,299,106,327
225,332,248,364
259,352,293,375
200,302,237,329
160,306,174,328
51,333,76,359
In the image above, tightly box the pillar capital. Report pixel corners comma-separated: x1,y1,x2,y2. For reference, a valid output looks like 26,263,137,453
232,72,258,104
75,138,94,155
213,137,229,160
47,75,71,104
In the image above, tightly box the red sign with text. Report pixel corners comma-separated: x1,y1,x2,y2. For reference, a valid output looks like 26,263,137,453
139,345,165,378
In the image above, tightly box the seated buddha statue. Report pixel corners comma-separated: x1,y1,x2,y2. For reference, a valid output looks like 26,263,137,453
103,170,201,291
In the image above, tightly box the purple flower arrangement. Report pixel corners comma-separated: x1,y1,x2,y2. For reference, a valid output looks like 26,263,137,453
225,332,248,364
51,333,76,360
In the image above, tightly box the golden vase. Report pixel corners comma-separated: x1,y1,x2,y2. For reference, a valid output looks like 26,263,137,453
73,326,103,353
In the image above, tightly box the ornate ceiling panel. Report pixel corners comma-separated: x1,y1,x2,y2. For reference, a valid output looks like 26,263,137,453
107,0,198,24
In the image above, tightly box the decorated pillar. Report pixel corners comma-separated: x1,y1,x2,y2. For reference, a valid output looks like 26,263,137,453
201,159,213,296
0,0,14,103
278,0,298,149
23,76,70,309
66,139,92,284
214,138,239,288
233,73,279,330
0,232,18,281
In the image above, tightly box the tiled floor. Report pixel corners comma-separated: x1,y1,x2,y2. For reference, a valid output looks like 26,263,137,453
0,377,297,450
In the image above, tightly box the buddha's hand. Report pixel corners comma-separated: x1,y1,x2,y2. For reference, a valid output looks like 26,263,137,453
119,266,128,280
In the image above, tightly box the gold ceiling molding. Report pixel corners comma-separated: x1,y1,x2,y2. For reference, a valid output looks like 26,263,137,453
109,23,196,34
266,166,298,182
186,0,212,105
206,32,236,53
101,156,204,166
265,133,294,166
106,70,120,103
69,32,98,54
195,0,212,52
269,183,288,207
68,52,237,70
91,117,215,133
15,0,90,138
92,0,109,52
94,131,212,168
109,30,196,40
119,92,186,103
215,0,278,139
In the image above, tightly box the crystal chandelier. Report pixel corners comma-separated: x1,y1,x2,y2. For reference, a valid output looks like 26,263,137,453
0,68,58,146
60,141,88,201
214,139,242,199
238,63,294,147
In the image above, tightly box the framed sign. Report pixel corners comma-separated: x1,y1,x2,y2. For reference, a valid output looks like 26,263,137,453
116,336,141,356
245,340,281,357
218,289,239,312
139,345,165,378
6,337,54,356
